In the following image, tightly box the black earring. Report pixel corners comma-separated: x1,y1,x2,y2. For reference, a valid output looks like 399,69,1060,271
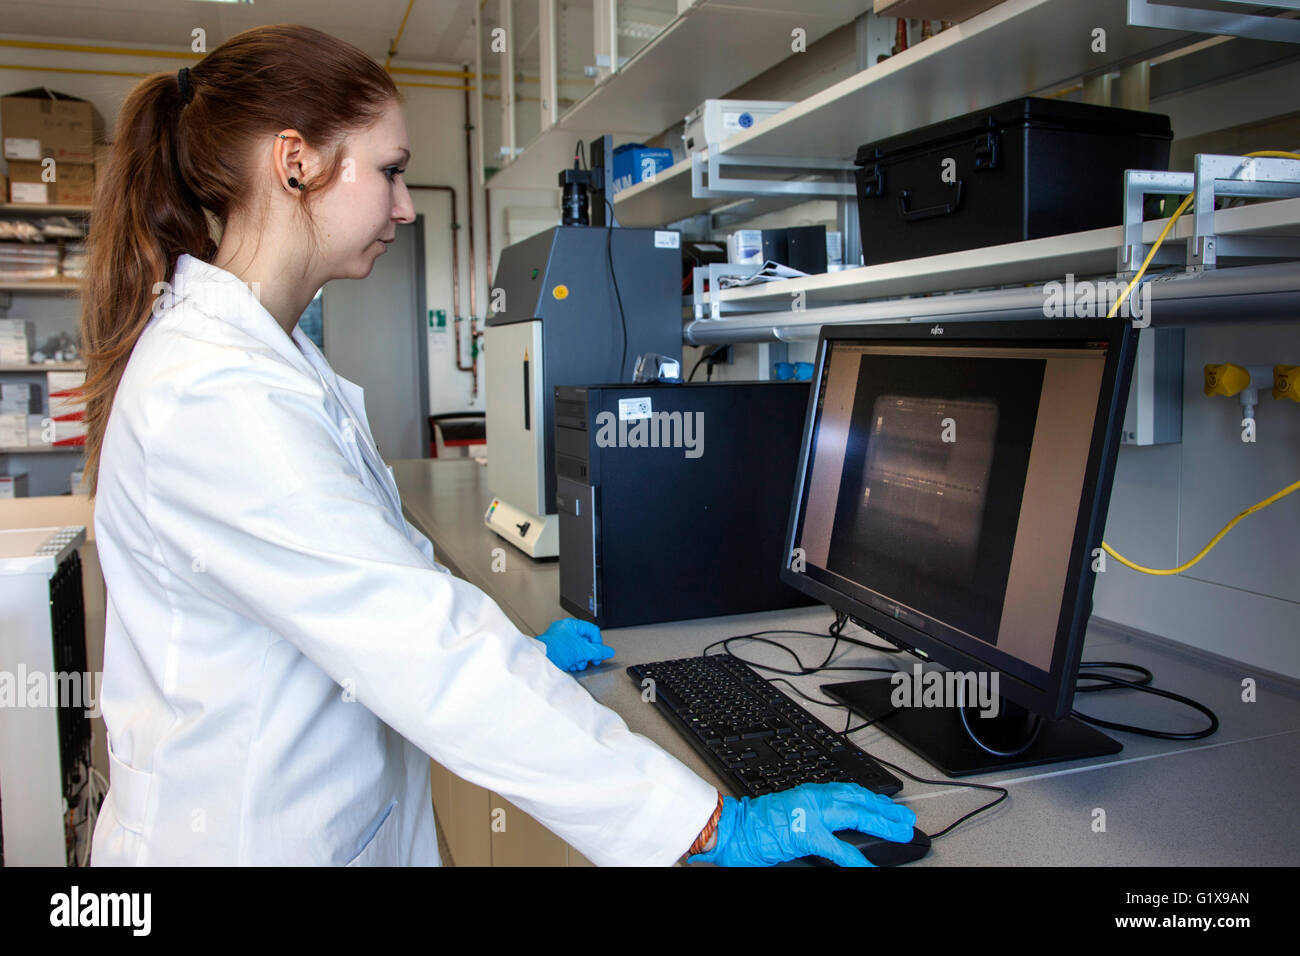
287,177,305,191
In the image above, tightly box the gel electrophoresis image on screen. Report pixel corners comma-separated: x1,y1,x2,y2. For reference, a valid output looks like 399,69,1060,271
798,342,1107,676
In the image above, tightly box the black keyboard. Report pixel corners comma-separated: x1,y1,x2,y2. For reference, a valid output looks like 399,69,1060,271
628,655,902,798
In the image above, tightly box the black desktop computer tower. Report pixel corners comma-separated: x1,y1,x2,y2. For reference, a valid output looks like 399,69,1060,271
554,380,817,628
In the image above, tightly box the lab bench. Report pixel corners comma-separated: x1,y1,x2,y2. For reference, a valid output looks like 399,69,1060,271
392,457,1300,868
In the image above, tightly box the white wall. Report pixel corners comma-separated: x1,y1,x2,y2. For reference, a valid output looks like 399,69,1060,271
1095,323,1300,679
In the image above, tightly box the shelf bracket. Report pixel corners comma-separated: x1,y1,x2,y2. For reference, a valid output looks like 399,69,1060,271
1120,154,1300,275
690,148,855,200
1127,0,1300,43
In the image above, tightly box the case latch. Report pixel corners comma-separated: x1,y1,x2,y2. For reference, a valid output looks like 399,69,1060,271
974,132,1000,170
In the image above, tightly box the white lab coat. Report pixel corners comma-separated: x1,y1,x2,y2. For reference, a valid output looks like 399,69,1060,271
90,254,716,866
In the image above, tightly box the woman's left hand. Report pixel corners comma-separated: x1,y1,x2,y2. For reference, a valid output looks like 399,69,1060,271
536,618,616,672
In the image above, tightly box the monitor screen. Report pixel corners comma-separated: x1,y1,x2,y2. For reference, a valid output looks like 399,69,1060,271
783,322,1135,719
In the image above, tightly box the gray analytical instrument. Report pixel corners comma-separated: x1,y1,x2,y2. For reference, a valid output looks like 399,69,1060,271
484,225,682,557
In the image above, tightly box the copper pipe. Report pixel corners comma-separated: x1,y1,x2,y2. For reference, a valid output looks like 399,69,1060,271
407,185,460,321
464,63,478,321
484,186,493,290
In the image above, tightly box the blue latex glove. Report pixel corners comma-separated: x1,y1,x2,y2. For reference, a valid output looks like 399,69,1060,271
689,782,915,867
535,618,615,672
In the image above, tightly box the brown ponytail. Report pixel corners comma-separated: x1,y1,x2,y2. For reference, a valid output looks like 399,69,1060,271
79,24,398,496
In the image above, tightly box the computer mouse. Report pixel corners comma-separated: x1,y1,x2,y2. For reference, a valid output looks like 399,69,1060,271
778,827,931,867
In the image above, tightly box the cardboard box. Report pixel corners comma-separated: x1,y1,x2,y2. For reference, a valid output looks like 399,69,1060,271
6,158,94,205
0,382,41,414
873,0,1003,21
47,371,85,418
46,370,85,392
0,473,28,498
0,412,27,447
0,320,34,364
2,88,102,163
50,418,86,444
24,412,43,446
94,143,110,190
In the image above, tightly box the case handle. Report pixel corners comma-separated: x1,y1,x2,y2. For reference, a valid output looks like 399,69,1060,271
898,180,964,221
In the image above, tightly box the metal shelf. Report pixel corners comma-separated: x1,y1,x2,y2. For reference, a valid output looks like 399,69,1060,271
0,445,84,454
0,363,85,372
485,0,874,191
615,0,1196,229
685,259,1300,343
719,0,1193,165
684,195,1300,340
0,203,92,216
0,278,81,293
614,148,849,227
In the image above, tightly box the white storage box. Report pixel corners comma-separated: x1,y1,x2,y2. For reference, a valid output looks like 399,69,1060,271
682,99,796,153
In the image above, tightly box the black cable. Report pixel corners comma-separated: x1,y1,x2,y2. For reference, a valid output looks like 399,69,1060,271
687,345,721,382
765,677,847,710
1071,662,1219,740
600,196,629,380
860,750,1010,840
701,633,898,678
829,610,902,653
702,616,1007,840
959,702,1043,759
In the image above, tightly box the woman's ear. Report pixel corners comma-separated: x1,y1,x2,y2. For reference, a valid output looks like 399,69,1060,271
273,129,308,193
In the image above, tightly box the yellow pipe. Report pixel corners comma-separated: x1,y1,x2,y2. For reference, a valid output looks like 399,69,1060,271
396,81,474,91
0,38,195,60
389,66,473,79
385,0,418,69
0,62,149,78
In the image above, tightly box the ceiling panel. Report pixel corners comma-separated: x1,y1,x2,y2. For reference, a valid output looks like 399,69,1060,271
0,0,479,65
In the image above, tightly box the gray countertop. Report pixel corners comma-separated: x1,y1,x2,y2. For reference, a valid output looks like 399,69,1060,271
394,457,1300,866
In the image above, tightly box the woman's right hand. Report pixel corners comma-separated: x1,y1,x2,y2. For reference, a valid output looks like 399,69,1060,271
687,782,915,867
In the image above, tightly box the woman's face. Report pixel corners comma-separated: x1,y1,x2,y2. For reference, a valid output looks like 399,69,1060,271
311,100,415,281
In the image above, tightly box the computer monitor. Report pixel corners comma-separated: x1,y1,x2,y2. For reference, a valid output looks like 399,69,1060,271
779,319,1138,775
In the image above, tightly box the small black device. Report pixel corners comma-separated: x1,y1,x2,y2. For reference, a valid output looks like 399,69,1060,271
853,97,1172,265
555,381,815,627
558,160,595,226
557,136,614,227
783,225,829,274
756,226,828,274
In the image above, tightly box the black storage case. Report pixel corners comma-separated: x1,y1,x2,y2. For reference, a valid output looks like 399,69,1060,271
554,381,817,628
853,97,1172,266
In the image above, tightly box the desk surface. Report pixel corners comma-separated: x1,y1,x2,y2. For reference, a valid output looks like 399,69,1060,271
393,458,1300,866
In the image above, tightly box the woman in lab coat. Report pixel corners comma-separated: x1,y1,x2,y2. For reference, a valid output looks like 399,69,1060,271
83,24,914,867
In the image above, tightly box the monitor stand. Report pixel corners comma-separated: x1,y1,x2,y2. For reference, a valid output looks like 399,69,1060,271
823,678,1121,777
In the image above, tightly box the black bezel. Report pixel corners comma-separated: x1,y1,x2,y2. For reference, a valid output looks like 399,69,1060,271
778,319,1138,721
